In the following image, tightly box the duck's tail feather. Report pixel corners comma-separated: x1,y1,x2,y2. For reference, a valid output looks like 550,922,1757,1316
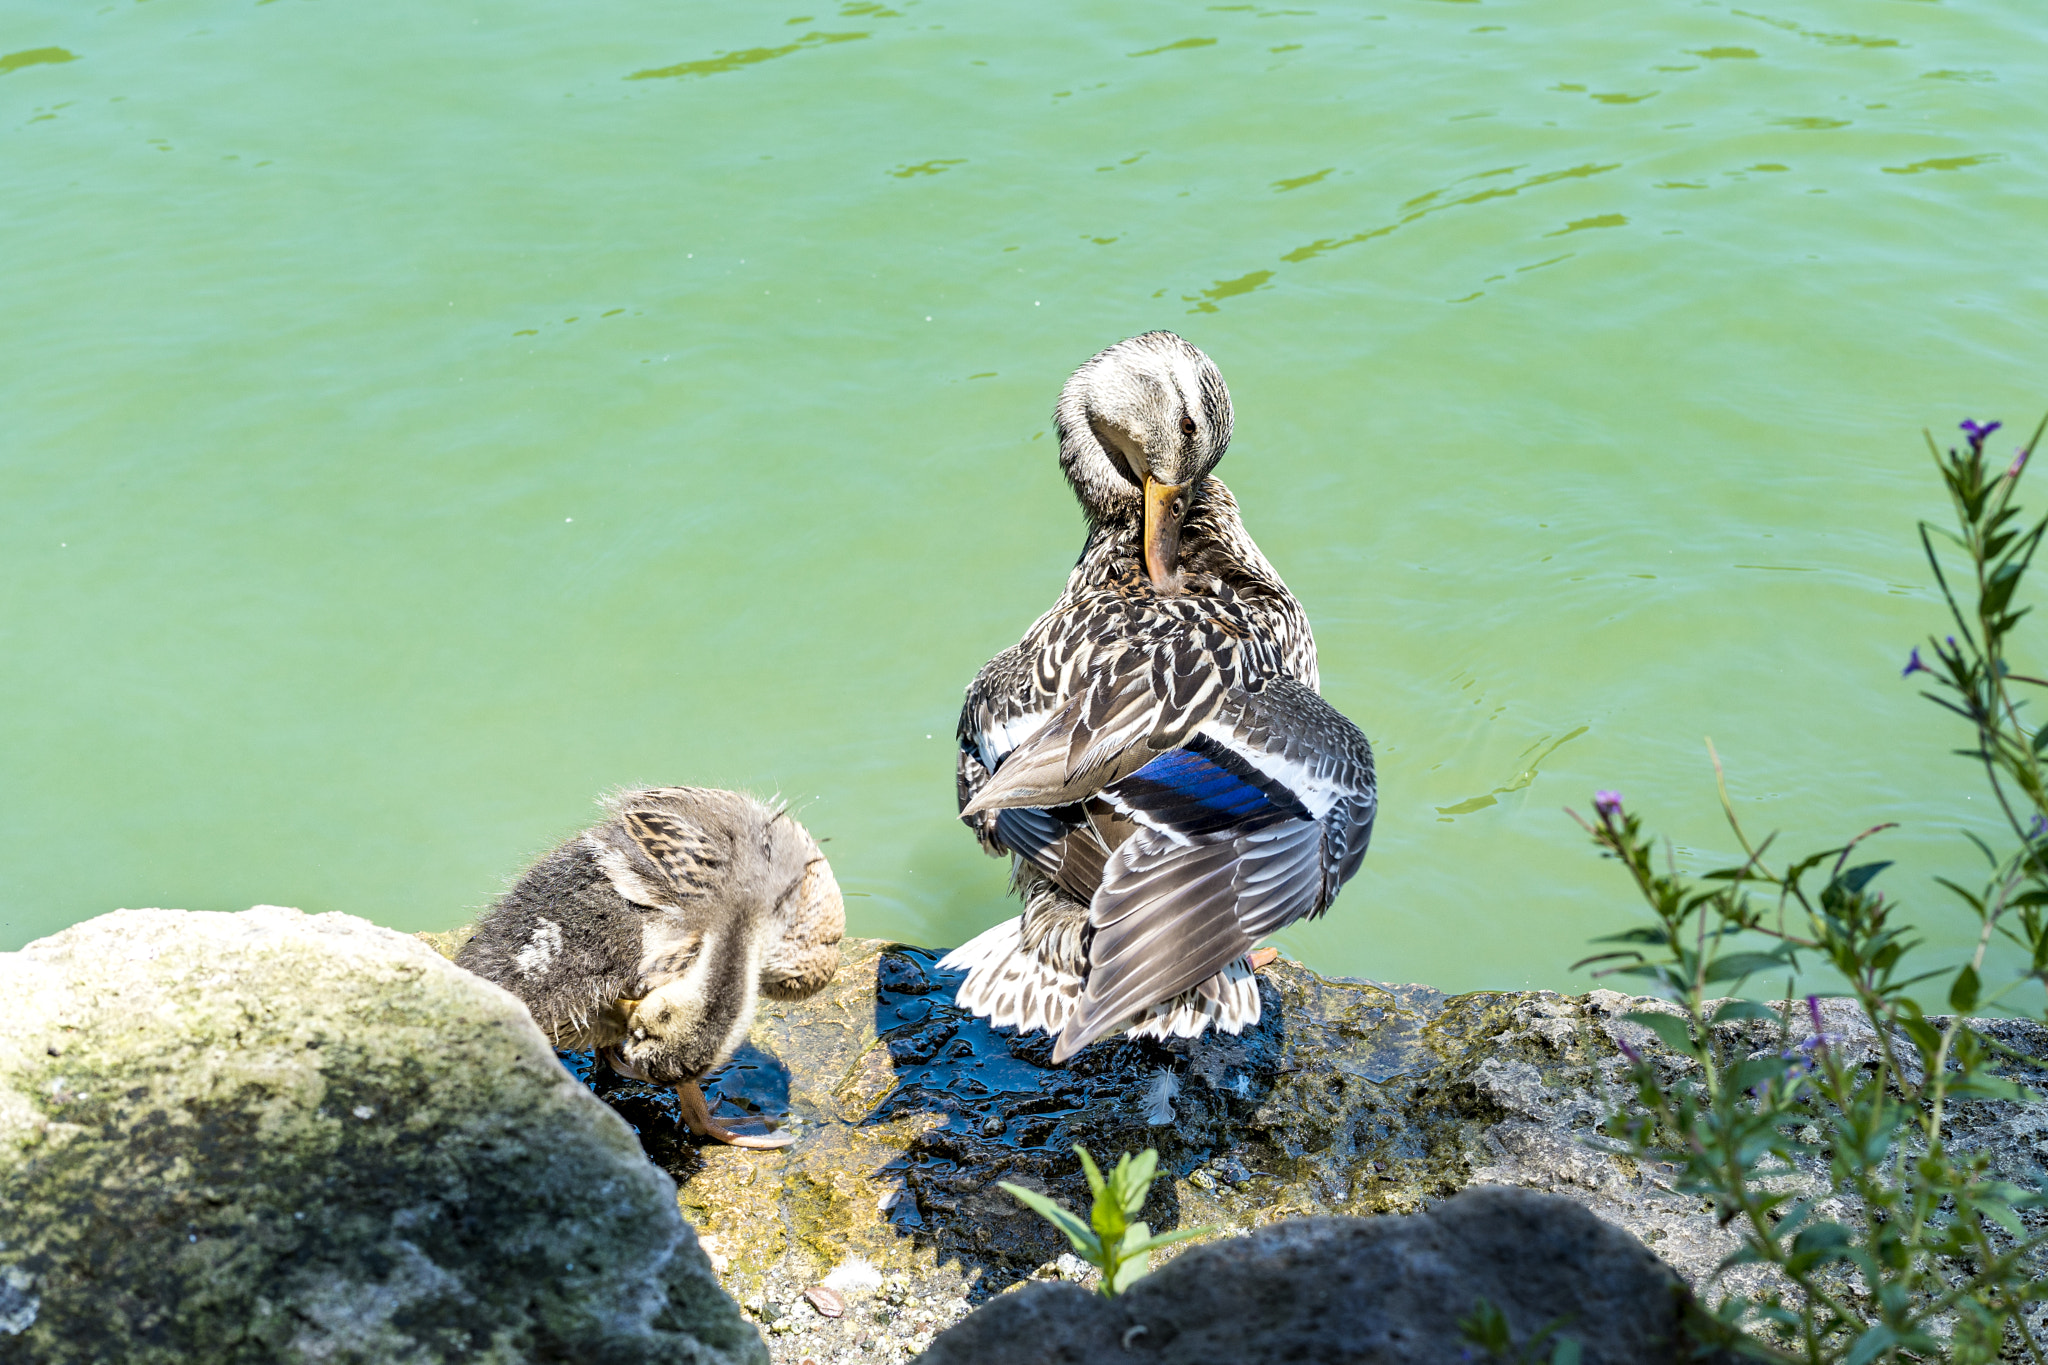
938,917,1083,1037
1122,958,1263,1041
941,922,1262,1051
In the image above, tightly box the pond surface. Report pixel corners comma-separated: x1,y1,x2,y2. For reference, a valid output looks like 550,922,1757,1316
5,0,2045,997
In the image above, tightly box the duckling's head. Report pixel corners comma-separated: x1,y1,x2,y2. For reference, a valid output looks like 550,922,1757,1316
594,787,844,1082
1054,331,1234,591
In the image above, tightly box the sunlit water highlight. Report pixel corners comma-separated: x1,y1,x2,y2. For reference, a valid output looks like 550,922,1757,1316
4,0,2046,1001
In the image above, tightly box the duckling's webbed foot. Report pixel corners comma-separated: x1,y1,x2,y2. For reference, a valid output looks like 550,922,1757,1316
676,1080,796,1150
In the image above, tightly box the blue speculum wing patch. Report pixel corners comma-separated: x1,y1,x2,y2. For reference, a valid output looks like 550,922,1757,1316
1111,736,1308,837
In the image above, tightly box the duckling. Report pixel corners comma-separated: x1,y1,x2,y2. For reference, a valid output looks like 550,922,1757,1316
457,787,843,1148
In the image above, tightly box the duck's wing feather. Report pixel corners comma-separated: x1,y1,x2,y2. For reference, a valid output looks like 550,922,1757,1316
959,647,1230,816
957,642,1059,856
991,804,1109,903
1050,677,1376,1061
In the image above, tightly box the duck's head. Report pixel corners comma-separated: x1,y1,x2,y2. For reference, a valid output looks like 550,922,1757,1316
1054,331,1234,591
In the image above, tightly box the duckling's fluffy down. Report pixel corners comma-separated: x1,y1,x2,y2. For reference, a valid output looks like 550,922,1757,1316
455,787,843,1085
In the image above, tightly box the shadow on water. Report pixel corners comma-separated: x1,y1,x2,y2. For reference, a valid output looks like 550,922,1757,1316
562,1041,796,1181
860,946,1290,1288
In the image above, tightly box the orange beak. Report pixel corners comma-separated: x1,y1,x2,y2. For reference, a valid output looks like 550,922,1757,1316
1142,475,1190,592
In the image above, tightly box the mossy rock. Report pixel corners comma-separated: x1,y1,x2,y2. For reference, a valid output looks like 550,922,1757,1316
0,906,766,1365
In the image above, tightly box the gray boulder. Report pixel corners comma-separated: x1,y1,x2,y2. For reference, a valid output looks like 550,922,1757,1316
0,905,767,1365
917,1185,1708,1364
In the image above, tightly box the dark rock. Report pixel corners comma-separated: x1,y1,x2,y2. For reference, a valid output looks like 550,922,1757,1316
919,1186,1709,1365
877,951,934,996
411,934,2048,1365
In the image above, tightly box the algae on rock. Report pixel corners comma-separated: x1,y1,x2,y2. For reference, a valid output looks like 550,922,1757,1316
523,935,2048,1365
0,906,766,1365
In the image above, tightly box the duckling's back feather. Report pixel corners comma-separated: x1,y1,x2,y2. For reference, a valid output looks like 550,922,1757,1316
457,787,845,1081
455,840,645,1045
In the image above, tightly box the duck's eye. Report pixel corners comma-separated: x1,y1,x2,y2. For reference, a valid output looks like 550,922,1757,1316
1180,414,1197,438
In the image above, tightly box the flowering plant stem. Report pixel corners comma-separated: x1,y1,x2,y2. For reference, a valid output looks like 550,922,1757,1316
1573,417,2048,1364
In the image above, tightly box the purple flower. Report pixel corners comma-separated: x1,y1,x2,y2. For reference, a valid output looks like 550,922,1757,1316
1962,419,2003,451
2028,813,2047,842
1616,1036,1642,1065
1782,1028,1843,1078
1593,790,1623,821
1806,994,1825,1038
1902,647,1927,677
2011,447,2031,480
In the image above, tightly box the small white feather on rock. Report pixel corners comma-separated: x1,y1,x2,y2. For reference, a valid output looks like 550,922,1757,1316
821,1256,882,1293
1141,1068,1180,1126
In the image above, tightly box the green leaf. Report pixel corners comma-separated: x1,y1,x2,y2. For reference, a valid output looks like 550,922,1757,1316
1791,1222,1852,1255
1844,1324,1901,1365
1935,876,1988,914
1836,861,1892,894
1119,1224,1211,1260
1978,1199,2025,1237
1074,1145,1108,1202
1550,1339,1583,1365
999,1182,1100,1261
1106,1240,1151,1295
1950,963,1981,1013
1786,1222,1856,1276
1621,1011,1698,1054
1075,1146,1127,1250
1587,926,1671,946
1457,1298,1514,1353
1947,1072,2038,1103
1772,1199,1816,1240
1710,999,1780,1024
1894,1006,1943,1056
1703,951,1794,983
1114,1149,1159,1219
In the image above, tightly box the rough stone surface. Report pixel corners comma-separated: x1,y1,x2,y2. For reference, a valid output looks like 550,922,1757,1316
917,1185,1710,1364
0,906,767,1365
476,936,2048,1363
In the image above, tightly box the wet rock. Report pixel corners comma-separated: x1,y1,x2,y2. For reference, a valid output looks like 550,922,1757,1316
410,933,2048,1364
918,1186,1714,1364
0,906,765,1365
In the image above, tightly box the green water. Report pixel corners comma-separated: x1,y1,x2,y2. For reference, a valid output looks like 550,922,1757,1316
5,0,2045,998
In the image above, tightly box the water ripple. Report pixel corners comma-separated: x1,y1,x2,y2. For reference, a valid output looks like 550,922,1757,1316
627,30,868,81
0,47,77,77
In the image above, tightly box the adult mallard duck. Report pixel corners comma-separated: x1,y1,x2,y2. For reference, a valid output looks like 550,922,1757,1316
457,787,843,1148
942,332,1376,1064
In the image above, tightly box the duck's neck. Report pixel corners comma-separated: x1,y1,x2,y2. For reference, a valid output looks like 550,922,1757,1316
1077,478,1284,591
653,914,768,1080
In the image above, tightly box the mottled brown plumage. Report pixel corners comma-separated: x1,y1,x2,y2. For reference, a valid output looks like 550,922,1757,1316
947,333,1375,1063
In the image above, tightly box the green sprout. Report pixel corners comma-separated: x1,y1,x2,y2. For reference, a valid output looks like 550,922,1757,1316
1458,1296,1583,1365
999,1145,1209,1296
